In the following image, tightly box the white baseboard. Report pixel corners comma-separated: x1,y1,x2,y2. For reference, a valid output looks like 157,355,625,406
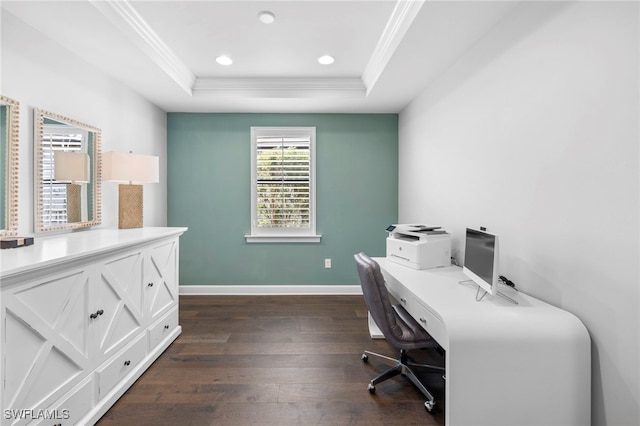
179,284,363,296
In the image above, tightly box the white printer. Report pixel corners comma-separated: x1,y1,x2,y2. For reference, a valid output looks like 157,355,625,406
386,224,451,270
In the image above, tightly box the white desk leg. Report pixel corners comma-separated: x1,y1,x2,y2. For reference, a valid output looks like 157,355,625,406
368,312,385,339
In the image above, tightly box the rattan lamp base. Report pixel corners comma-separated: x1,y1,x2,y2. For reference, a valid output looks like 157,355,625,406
66,183,82,223
118,184,143,229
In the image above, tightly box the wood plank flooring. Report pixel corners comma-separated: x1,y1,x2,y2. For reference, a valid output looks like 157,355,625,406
97,295,445,425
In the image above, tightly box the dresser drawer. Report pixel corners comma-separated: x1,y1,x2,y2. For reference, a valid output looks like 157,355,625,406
33,376,93,426
148,308,178,350
97,334,147,400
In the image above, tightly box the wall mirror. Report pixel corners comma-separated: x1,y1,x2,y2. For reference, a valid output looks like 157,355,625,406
34,109,102,232
0,95,20,237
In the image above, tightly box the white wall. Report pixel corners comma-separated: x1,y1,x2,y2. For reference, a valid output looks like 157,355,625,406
399,2,638,425
1,10,167,235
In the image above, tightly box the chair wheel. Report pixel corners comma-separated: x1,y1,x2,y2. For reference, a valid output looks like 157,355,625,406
367,383,375,394
361,353,368,362
424,400,435,412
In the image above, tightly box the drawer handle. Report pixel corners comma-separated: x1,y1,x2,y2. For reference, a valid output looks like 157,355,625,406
148,282,154,287
124,360,131,366
419,317,427,324
89,309,104,319
90,309,105,319
164,324,170,330
400,298,407,304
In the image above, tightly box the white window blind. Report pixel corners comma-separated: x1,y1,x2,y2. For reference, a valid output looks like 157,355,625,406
256,136,310,228
247,127,320,243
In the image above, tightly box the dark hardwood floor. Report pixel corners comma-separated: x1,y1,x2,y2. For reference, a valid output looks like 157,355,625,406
97,295,445,425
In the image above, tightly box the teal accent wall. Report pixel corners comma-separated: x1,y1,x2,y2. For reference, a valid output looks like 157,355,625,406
87,132,95,219
0,105,9,230
0,106,7,230
167,113,398,286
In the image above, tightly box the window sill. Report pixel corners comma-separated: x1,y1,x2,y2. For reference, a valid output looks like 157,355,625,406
245,234,322,243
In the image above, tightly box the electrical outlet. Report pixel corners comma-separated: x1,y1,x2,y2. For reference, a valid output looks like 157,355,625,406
324,258,332,269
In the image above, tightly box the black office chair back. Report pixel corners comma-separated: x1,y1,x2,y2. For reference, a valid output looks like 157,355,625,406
354,252,407,344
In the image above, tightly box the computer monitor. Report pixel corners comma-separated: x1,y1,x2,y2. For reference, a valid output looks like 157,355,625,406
462,228,499,296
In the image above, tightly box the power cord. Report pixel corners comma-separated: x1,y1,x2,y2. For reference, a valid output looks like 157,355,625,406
499,275,518,291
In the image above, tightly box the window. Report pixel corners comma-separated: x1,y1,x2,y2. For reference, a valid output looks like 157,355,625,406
246,127,320,243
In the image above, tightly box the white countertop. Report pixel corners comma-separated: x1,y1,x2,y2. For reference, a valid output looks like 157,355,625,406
0,227,188,281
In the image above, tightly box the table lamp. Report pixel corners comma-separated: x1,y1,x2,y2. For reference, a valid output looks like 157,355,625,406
103,151,159,229
54,151,90,223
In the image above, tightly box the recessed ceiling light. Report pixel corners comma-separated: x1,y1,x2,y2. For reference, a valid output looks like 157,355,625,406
216,55,233,66
318,55,335,65
258,11,276,24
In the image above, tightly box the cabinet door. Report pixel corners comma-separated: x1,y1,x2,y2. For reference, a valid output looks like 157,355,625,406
1,267,91,424
144,238,178,324
92,249,145,365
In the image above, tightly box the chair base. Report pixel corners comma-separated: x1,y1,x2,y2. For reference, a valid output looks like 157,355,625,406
362,349,444,412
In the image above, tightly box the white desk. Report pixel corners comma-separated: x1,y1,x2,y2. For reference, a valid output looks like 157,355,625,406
374,257,590,426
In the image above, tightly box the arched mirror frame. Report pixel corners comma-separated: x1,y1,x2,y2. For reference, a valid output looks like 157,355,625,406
1,95,20,237
34,109,102,233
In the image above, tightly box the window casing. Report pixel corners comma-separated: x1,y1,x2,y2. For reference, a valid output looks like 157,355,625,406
247,127,320,243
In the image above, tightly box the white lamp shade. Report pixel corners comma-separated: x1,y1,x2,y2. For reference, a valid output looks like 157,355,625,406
54,151,90,183
103,151,159,184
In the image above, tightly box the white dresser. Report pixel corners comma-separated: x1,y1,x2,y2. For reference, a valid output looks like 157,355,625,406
0,227,187,425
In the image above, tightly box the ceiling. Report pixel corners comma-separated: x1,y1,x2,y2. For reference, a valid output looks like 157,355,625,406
2,1,521,113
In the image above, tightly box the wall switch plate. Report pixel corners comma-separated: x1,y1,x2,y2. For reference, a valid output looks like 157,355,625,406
324,258,332,268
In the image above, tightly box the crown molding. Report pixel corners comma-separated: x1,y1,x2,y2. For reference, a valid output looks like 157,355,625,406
194,77,366,98
89,0,417,100
362,0,425,95
89,0,195,96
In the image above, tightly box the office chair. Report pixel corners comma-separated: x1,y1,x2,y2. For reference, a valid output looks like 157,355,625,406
354,252,445,412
